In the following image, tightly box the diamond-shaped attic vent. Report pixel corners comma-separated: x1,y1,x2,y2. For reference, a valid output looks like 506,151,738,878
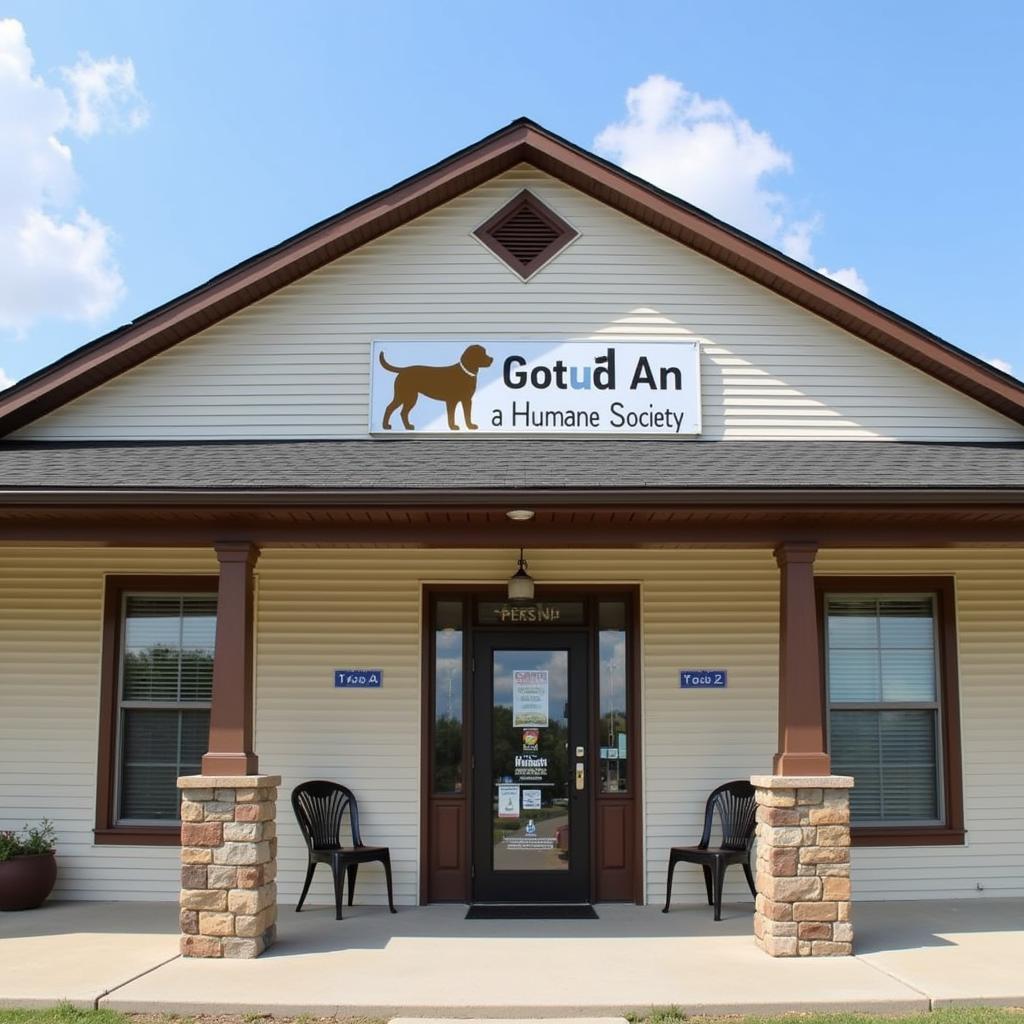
474,190,578,279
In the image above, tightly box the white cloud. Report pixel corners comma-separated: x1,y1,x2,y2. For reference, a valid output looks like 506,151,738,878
0,367,16,390
817,266,870,295
62,53,149,138
0,19,146,335
596,75,868,295
779,217,819,265
987,357,1013,374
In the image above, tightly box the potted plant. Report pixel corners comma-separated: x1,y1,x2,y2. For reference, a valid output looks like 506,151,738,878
0,820,57,911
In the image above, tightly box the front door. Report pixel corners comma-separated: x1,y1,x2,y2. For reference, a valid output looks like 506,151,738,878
472,631,590,903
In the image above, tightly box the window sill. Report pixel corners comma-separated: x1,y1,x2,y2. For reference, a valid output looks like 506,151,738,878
94,826,181,846
852,826,966,847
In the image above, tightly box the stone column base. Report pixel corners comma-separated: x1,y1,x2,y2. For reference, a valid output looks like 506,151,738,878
177,774,281,959
751,774,854,957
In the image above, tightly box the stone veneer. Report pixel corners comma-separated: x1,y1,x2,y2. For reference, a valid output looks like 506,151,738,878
176,775,281,958
751,775,854,957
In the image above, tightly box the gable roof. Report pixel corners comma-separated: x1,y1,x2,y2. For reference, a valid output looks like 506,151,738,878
2,117,1023,437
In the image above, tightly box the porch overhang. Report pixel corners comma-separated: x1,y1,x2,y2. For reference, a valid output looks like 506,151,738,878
1,495,1023,546
1,436,1020,545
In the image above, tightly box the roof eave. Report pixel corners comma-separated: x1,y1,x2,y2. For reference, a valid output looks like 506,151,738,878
2,486,1024,507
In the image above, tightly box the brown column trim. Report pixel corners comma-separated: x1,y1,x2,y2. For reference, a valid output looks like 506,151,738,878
773,542,830,775
95,573,218,845
201,541,260,776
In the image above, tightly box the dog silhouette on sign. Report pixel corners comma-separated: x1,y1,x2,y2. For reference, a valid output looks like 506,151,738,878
378,344,494,431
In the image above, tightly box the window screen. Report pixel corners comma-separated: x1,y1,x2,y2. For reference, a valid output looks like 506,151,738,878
825,595,942,825
117,594,216,821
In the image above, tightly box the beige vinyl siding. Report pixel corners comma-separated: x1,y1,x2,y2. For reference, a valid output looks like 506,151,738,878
261,547,1024,905
255,547,779,908
2,545,1021,904
0,547,218,901
15,167,1023,443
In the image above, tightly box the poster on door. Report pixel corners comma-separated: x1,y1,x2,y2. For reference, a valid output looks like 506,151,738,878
512,669,549,727
497,784,520,819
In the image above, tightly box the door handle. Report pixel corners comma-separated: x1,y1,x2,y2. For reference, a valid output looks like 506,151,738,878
575,761,585,791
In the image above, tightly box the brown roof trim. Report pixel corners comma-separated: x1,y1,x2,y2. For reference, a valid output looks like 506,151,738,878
3,118,1023,435
2,487,1024,507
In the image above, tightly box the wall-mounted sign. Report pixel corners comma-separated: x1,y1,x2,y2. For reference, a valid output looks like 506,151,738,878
495,603,561,624
477,601,585,625
334,669,383,688
512,669,549,727
680,669,727,689
369,339,701,436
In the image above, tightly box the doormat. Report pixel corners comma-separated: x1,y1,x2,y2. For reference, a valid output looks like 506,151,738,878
466,904,598,920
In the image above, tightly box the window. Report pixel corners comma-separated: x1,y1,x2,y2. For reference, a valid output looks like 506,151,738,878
818,578,964,845
433,599,465,794
96,576,218,844
598,600,629,793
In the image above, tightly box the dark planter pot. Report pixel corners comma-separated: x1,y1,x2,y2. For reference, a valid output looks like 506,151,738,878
0,852,57,911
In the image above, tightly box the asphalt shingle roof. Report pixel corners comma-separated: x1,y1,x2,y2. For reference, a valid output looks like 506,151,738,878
2,439,1024,493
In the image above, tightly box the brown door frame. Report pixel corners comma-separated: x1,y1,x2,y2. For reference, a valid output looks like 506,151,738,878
420,583,643,904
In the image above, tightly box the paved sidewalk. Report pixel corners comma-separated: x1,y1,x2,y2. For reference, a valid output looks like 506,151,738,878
0,901,178,1009
856,900,1024,1009
2,899,1023,1015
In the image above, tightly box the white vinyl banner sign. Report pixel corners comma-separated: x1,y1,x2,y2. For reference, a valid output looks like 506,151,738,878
369,339,701,436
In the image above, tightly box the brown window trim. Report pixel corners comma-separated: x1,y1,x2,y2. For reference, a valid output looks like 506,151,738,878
815,575,965,847
95,574,219,846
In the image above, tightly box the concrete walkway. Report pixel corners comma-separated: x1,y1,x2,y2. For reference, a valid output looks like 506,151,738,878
0,900,178,1009
2,899,1023,1015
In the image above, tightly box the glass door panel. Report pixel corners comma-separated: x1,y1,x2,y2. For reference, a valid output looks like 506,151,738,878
491,649,570,872
472,631,589,903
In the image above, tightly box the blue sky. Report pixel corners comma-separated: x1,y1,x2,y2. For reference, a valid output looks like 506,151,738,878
2,0,1022,388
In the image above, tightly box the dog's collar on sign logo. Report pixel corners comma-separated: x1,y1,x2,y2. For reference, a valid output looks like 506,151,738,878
458,360,477,378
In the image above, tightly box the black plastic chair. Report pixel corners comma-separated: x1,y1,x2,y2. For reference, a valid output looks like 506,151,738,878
291,780,397,920
662,780,757,921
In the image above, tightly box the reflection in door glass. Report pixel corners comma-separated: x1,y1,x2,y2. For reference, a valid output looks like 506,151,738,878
433,600,464,793
491,649,569,872
598,601,628,793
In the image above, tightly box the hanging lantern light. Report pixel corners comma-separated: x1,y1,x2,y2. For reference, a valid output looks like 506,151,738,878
507,547,535,602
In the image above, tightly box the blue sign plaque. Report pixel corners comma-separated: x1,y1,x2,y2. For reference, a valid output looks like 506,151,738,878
334,669,383,689
680,669,727,689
